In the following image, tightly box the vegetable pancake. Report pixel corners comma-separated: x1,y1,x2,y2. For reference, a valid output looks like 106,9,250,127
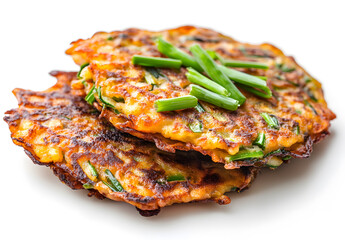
3,71,256,216
67,26,335,169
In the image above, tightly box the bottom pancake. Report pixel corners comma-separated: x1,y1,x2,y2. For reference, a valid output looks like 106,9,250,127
4,71,257,216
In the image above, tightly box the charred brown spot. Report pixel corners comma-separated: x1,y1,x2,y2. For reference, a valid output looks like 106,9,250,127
51,165,84,190
202,173,221,185
215,195,231,205
136,207,160,217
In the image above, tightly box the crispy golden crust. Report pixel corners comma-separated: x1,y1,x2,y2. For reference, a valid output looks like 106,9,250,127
67,26,335,169
3,71,256,214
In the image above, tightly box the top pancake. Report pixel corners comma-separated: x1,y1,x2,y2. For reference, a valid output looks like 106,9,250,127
66,26,335,169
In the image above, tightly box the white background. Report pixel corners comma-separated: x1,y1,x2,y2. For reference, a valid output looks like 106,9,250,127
1,0,344,239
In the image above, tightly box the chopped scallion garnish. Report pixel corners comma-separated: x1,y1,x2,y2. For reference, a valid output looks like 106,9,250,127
253,132,266,149
87,161,99,178
85,85,96,105
188,120,203,133
276,63,295,73
82,183,94,189
216,53,269,69
236,83,272,98
260,113,280,129
218,65,271,98
97,86,119,113
189,84,239,111
156,37,203,72
154,95,198,112
304,76,312,83
206,50,217,60
190,44,246,105
132,55,182,69
104,169,123,192
226,148,264,162
112,96,125,103
305,88,318,102
304,100,318,115
77,63,90,79
167,174,185,182
266,157,283,168
144,70,157,89
222,59,269,69
264,149,282,158
195,102,205,113
255,76,267,81
282,156,292,160
102,180,117,192
293,124,300,135
145,67,166,79
186,67,229,96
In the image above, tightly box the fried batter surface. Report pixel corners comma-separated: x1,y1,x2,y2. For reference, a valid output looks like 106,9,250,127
66,26,335,169
4,71,256,214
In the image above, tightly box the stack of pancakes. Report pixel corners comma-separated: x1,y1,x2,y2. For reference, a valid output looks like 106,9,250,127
4,26,335,216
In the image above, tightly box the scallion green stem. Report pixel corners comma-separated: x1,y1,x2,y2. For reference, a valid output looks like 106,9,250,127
102,180,118,192
226,149,264,162
104,169,123,192
186,67,229,96
264,149,282,158
189,84,239,111
222,59,269,69
206,50,217,60
276,63,295,73
305,88,318,102
77,63,89,79
97,86,119,113
83,183,94,189
218,65,270,92
255,76,267,81
195,102,205,113
253,133,266,149
216,52,268,69
167,174,185,182
157,39,271,100
156,37,203,71
156,39,271,101
132,55,182,69
154,95,198,112
188,120,203,133
190,44,246,105
145,67,163,79
236,83,272,98
87,161,99,178
261,113,280,129
85,85,96,105
266,157,283,168
293,124,300,135
144,70,157,87
304,100,318,115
